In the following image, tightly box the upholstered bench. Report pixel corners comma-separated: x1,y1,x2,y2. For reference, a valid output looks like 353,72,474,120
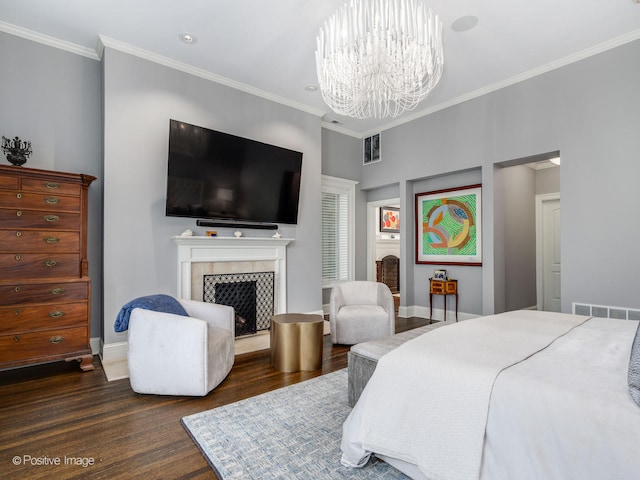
347,322,447,406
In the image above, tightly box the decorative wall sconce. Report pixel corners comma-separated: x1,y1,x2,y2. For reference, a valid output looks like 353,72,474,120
2,136,32,166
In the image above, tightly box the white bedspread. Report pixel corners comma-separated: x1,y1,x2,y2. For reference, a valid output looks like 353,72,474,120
481,317,640,480
341,310,590,480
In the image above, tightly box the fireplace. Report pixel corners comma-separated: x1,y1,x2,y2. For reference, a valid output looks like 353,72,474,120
203,271,275,337
173,236,292,336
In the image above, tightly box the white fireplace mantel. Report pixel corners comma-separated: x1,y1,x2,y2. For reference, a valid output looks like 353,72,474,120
172,236,293,313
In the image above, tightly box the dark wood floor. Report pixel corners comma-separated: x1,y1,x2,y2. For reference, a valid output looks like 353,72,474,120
0,317,429,479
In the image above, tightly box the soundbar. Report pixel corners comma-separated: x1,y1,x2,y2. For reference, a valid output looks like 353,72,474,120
196,219,279,230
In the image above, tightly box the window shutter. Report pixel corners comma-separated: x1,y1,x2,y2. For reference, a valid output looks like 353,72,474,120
322,191,349,282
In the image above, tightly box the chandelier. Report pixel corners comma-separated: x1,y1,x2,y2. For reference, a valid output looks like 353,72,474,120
315,0,444,119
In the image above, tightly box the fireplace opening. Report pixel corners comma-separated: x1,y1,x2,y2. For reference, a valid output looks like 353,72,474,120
215,281,257,336
203,271,275,338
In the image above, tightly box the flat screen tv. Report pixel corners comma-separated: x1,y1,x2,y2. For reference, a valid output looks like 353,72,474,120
165,120,303,225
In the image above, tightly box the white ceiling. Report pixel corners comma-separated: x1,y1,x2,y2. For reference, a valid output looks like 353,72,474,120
1,0,639,137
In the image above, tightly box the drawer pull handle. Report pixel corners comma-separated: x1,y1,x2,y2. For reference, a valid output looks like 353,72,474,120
16,193,22,199
16,231,22,237
45,182,60,189
49,311,64,318
49,336,64,344
44,236,60,244
16,210,22,217
14,335,20,342
14,286,21,293
50,288,64,295
44,259,58,267
45,197,60,205
14,309,20,315
43,215,60,222
15,255,21,261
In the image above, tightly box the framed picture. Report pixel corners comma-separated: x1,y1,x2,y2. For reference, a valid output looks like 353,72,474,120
379,206,400,233
363,133,381,165
415,184,482,265
433,269,447,280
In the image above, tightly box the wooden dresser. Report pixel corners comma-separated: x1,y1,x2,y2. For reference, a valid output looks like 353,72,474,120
0,165,96,371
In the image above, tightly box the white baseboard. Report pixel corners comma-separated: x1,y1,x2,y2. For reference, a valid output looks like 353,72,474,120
100,312,330,364
101,341,128,363
90,337,101,355
325,303,478,322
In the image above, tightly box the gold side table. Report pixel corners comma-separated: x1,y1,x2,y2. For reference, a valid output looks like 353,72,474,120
270,313,324,372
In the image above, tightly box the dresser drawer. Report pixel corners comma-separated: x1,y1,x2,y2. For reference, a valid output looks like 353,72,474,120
0,326,88,363
0,253,80,278
20,178,81,196
0,302,87,334
430,280,445,294
0,208,80,230
0,280,88,306
0,176,18,189
0,190,81,211
0,230,80,253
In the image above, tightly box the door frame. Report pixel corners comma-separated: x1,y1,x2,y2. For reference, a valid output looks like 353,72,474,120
535,192,560,311
367,197,401,281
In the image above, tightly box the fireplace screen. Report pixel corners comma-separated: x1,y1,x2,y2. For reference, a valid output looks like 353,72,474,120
203,271,275,337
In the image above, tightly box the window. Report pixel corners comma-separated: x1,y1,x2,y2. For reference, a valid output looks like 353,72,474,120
322,175,358,287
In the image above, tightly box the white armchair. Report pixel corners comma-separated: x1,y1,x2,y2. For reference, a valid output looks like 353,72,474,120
127,299,235,396
329,281,395,345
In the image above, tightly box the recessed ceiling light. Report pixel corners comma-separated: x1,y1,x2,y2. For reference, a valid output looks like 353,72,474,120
305,84,318,92
451,15,478,32
179,33,198,44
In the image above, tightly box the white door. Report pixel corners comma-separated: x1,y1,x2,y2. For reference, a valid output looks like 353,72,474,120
541,198,561,312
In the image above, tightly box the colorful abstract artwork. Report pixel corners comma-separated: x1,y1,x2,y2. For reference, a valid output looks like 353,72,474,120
380,206,400,233
415,184,482,265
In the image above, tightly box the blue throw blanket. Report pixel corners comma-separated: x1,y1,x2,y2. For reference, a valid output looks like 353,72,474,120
114,294,189,332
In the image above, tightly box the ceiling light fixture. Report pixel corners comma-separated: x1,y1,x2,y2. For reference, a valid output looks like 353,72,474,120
315,0,444,119
179,33,198,44
451,15,478,32
549,157,561,165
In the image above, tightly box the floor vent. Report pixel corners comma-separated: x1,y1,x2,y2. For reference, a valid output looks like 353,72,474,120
572,302,640,321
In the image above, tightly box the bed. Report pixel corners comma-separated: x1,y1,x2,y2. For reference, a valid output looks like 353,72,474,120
341,310,640,480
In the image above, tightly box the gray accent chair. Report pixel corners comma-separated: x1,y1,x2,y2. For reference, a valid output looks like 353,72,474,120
128,299,235,396
329,281,395,345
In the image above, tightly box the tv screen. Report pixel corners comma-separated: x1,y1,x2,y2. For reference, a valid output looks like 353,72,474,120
166,120,303,225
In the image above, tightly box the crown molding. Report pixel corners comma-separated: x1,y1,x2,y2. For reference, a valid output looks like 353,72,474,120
359,28,640,138
97,35,325,118
0,20,99,60
320,120,363,139
2,20,639,138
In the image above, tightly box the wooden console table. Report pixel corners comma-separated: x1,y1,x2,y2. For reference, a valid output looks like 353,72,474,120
429,278,458,322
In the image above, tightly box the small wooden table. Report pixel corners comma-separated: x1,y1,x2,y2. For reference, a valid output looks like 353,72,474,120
270,313,324,372
429,278,458,322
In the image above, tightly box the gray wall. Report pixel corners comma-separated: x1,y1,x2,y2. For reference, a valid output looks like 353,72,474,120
0,33,103,338
502,165,536,311
320,129,367,305
4,28,638,347
102,48,323,346
536,166,560,195
323,39,640,315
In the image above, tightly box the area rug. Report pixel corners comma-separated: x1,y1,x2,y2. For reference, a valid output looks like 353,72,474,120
181,369,408,479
